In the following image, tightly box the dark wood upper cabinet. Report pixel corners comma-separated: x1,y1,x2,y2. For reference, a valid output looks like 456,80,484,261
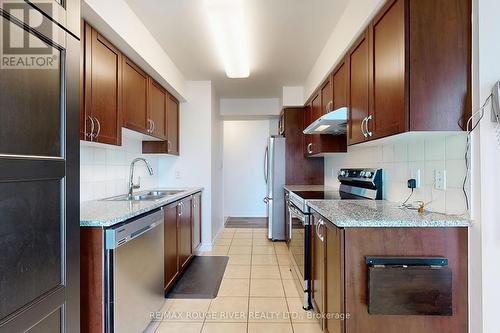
148,78,168,140
347,30,370,146
167,93,180,155
123,57,149,134
332,59,347,110
408,0,471,131
82,23,122,146
321,76,334,115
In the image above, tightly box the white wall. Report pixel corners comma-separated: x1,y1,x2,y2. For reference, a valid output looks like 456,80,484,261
80,130,160,201
82,0,187,100
304,0,384,101
472,0,500,331
223,120,270,217
325,133,469,215
211,88,225,241
220,98,281,117
282,86,304,107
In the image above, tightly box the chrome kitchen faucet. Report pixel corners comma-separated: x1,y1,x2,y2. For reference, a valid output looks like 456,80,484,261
128,158,154,197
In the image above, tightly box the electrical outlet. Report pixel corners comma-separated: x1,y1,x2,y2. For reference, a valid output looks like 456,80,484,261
410,169,421,188
434,170,447,190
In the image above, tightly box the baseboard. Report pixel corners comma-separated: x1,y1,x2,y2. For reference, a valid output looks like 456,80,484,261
196,242,213,253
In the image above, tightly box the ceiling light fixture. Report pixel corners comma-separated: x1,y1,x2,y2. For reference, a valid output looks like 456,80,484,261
205,0,250,78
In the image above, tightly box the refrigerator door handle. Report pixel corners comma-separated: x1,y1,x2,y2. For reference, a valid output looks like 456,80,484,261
264,146,269,184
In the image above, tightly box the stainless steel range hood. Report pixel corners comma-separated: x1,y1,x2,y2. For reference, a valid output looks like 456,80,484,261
303,107,347,135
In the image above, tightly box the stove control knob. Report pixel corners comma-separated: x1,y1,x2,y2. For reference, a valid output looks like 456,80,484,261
365,171,372,178
338,170,346,177
360,171,365,177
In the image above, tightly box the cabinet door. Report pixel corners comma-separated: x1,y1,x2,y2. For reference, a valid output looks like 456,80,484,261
167,93,180,155
332,59,347,110
149,79,167,140
348,30,370,145
304,94,322,157
312,215,325,328
123,57,149,134
164,203,179,291
325,222,345,333
192,194,202,251
178,197,193,269
321,76,333,115
370,0,406,140
86,26,122,145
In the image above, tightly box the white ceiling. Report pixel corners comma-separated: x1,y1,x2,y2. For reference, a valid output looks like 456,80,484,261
124,0,349,98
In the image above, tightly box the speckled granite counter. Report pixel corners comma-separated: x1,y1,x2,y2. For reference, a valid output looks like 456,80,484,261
307,199,471,228
284,185,337,192
80,188,203,227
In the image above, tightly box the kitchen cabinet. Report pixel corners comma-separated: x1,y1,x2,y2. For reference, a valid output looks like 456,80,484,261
347,30,370,146
148,78,168,140
123,57,149,135
81,23,122,145
309,210,468,333
164,202,179,291
178,196,193,269
332,59,347,111
192,193,202,251
167,93,180,155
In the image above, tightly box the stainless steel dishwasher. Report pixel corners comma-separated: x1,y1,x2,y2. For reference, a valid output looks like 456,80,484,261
104,208,165,333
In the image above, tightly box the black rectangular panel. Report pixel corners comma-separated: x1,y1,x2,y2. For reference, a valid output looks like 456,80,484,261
0,180,62,320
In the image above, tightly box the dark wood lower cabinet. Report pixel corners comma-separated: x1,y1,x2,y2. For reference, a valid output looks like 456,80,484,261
178,196,193,269
164,202,179,291
192,193,202,251
310,211,468,333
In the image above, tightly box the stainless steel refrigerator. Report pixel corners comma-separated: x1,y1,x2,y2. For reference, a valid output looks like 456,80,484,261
264,136,286,240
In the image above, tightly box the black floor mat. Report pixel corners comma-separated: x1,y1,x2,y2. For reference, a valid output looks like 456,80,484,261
226,217,267,228
166,256,229,299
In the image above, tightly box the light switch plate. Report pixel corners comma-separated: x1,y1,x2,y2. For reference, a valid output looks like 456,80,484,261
434,170,447,190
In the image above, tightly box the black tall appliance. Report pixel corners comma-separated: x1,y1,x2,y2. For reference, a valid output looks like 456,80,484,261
0,1,80,331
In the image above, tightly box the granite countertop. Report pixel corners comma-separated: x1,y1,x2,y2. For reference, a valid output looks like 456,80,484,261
307,199,471,228
80,188,203,227
284,185,337,192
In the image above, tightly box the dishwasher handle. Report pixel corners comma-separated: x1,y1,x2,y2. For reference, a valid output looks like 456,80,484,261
105,208,164,249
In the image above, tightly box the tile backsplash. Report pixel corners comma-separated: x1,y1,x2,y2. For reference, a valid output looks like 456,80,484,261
80,130,160,201
325,133,469,215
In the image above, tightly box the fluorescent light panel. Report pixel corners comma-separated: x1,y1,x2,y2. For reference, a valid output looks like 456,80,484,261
315,125,331,132
205,0,249,78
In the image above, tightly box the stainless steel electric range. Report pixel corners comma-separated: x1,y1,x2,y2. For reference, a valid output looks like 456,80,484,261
285,168,383,309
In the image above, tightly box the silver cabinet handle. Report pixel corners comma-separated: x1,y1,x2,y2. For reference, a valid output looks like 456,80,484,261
326,101,333,113
167,140,172,152
361,117,368,138
178,202,183,216
147,119,152,133
151,120,155,134
317,219,325,242
87,116,95,139
93,116,101,139
366,115,373,137
307,143,313,154
264,147,269,183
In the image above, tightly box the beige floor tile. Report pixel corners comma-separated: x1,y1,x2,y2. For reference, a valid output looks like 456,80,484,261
287,298,317,323
218,278,250,296
252,238,272,245
210,245,229,255
232,239,253,246
202,322,247,333
292,322,323,333
218,234,234,240
251,265,281,279
228,246,252,255
250,279,284,297
276,254,291,266
206,297,249,322
252,254,278,266
156,322,203,333
223,265,251,279
227,254,252,265
274,246,289,255
274,242,287,249
248,322,293,333
163,299,211,322
252,245,275,255
248,297,289,322
233,233,253,239
278,266,294,280
214,238,232,246
282,279,301,298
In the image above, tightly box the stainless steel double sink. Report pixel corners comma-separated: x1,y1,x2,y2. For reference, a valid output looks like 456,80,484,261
103,190,185,201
